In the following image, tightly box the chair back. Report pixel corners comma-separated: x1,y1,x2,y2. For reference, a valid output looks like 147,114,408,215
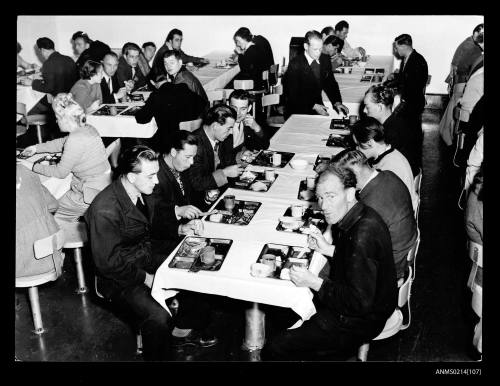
398,266,413,308
269,64,279,86
468,240,483,268
234,79,254,90
414,169,422,197
407,230,420,280
179,118,203,132
17,102,27,117
105,138,121,158
271,84,284,96
33,229,65,278
206,89,225,106
262,93,280,108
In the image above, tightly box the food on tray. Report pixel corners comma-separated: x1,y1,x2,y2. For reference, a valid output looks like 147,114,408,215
299,189,314,200
240,170,257,182
250,181,268,191
300,223,322,235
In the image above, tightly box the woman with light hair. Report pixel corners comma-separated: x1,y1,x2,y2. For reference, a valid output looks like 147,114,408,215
18,93,112,223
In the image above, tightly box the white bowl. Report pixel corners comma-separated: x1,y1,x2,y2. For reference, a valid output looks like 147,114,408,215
250,263,273,278
290,159,308,170
279,216,303,230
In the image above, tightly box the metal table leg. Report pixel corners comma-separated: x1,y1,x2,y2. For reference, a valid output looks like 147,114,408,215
241,302,265,354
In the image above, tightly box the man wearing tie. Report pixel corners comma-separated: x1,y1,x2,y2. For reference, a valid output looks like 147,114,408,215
283,30,348,119
100,52,127,104
185,105,244,210
116,42,148,92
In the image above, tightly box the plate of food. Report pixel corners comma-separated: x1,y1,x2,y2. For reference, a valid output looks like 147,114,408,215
277,207,327,235
92,104,129,116
119,105,143,116
326,133,356,148
34,153,61,166
231,170,277,192
168,236,232,271
254,243,314,280
204,198,261,226
297,180,316,202
249,150,295,168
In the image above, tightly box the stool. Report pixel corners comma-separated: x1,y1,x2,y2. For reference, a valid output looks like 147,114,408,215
60,221,88,294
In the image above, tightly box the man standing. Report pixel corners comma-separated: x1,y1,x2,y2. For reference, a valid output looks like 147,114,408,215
283,30,348,119
185,105,244,210
224,90,269,162
387,34,429,119
334,20,366,60
265,164,397,360
331,149,417,281
100,52,127,104
85,145,216,361
116,42,148,92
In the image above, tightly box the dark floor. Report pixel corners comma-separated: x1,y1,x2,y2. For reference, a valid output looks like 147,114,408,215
14,107,479,362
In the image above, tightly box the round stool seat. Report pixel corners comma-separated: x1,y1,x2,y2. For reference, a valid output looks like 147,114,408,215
16,269,58,288
61,221,88,249
27,114,48,126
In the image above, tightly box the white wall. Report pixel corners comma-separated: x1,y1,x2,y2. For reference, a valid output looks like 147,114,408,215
17,15,483,94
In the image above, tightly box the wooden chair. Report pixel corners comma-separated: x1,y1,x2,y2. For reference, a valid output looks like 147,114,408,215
413,169,422,224
467,241,482,354
234,80,254,90
179,119,203,132
16,102,48,144
16,229,65,334
408,229,421,281
262,93,285,129
60,221,88,294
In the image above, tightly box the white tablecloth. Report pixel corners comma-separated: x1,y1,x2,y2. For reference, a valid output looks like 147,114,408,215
17,85,46,116
195,51,240,91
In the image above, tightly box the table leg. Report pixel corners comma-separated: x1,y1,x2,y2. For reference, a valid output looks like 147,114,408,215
241,302,265,352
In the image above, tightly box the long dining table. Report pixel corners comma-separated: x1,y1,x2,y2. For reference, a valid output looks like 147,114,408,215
151,114,344,357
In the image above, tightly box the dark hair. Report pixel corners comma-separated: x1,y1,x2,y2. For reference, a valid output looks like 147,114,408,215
473,23,484,35
304,30,322,44
36,37,55,50
351,117,386,146
234,27,253,42
324,35,344,51
331,148,370,170
228,89,251,103
122,42,141,57
318,163,357,189
394,34,412,47
334,20,349,32
117,145,158,176
166,28,183,43
79,60,102,80
476,31,484,44
17,41,22,54
142,41,156,49
102,51,118,61
202,104,237,126
163,49,182,61
365,84,395,107
321,26,334,36
170,130,199,152
72,31,92,44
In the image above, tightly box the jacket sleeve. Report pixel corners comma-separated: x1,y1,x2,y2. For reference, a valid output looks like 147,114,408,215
86,207,147,288
134,92,155,124
70,82,92,111
115,63,129,89
32,65,57,95
284,61,314,115
316,222,381,316
244,125,269,151
322,58,342,105
181,50,205,65
186,147,226,191
147,184,181,242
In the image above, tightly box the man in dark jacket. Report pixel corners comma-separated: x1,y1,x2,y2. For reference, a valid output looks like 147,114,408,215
185,105,244,210
331,149,417,280
85,145,217,360
116,42,149,92
72,31,111,73
28,37,78,97
265,164,397,360
100,51,127,104
134,82,207,153
283,30,348,119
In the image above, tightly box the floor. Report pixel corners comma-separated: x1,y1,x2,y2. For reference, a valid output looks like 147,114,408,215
14,107,480,362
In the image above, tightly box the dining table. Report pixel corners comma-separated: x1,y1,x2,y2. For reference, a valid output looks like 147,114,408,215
151,114,345,358
17,71,46,121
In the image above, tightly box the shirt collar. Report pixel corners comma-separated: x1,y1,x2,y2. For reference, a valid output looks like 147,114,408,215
336,201,365,232
360,169,379,192
205,130,218,150
304,50,319,66
120,176,142,205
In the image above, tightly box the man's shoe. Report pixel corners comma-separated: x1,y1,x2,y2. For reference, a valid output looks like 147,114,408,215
172,330,218,348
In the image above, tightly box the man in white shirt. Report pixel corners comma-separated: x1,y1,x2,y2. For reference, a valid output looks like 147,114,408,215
334,20,366,60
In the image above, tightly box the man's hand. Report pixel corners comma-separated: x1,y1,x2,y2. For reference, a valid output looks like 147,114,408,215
357,47,366,57
234,47,244,55
124,80,134,93
115,87,127,101
243,114,261,132
175,205,203,220
144,272,154,288
289,266,323,291
308,232,335,257
21,145,37,157
223,164,245,178
333,102,349,116
20,78,33,86
313,104,329,116
87,100,101,114
179,219,204,236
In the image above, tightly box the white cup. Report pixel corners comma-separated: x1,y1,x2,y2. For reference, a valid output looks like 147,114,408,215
306,176,316,190
265,169,276,181
272,152,282,166
291,204,305,218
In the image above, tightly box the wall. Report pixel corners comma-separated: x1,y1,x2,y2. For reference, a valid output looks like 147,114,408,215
17,15,483,94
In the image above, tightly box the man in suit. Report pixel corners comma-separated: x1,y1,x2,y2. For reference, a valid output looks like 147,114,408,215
72,31,111,73
100,51,127,104
142,42,157,68
233,27,274,90
224,89,269,163
283,30,348,119
135,82,207,152
387,34,429,119
185,105,244,210
116,42,149,92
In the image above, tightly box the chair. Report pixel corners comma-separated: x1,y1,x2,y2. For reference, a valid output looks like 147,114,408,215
16,102,48,144
414,168,422,197
206,89,226,107
60,221,88,294
408,229,421,280
234,80,254,90
105,138,121,168
452,105,469,168
267,64,280,93
262,93,285,129
357,266,413,361
16,229,65,334
179,119,203,133
467,241,482,354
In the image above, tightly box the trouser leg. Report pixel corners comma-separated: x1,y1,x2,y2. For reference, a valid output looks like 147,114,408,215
174,291,212,331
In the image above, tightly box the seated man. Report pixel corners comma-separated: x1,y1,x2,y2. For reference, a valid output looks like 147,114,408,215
331,149,417,281
116,42,149,92
85,145,216,361
264,164,397,360
283,30,348,119
185,105,244,210
146,131,204,256
351,117,418,211
142,42,157,68
322,35,345,72
163,49,209,105
100,51,127,104
223,89,270,163
320,26,335,41
334,20,366,60
72,31,111,73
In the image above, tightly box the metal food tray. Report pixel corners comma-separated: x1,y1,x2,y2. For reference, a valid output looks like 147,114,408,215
326,133,356,148
91,104,129,116
297,180,316,202
256,243,313,280
168,236,233,272
33,153,61,165
276,206,327,235
249,150,295,168
230,170,277,192
330,118,350,130
205,198,262,226
119,105,143,116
